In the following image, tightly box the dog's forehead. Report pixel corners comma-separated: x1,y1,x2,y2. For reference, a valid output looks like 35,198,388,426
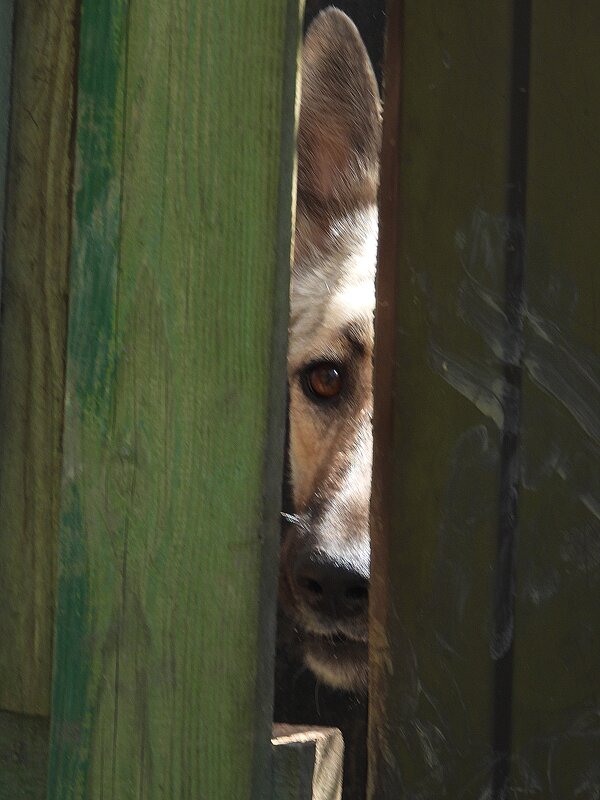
289,205,377,365
289,274,375,366
324,279,374,340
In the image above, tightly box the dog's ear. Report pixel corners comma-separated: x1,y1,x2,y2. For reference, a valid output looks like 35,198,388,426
298,9,381,216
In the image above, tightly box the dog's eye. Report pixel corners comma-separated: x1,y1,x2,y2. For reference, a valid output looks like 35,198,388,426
303,362,343,401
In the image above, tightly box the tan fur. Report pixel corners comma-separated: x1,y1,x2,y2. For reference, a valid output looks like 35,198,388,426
279,9,381,691
289,208,377,509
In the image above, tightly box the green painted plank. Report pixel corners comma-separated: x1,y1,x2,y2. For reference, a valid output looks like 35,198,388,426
0,0,78,715
510,4,600,795
47,1,301,799
369,2,513,796
0,711,49,800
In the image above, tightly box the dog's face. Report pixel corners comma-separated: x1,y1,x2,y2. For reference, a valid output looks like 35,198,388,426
279,9,381,692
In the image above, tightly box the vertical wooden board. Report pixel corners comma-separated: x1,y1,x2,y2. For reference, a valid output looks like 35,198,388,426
0,711,49,800
511,5,600,796
370,2,513,796
0,0,78,715
272,736,316,800
272,726,344,800
0,0,15,270
47,1,301,799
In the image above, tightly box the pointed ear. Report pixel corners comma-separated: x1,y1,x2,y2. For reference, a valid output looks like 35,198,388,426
298,9,381,215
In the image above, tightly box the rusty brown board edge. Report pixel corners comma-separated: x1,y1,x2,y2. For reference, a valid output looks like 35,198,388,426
368,0,403,794
0,0,15,282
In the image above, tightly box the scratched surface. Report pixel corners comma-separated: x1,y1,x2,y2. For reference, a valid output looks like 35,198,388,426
371,2,599,798
370,3,512,796
46,0,300,798
510,4,600,796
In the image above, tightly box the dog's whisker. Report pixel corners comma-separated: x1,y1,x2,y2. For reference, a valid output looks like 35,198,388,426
280,511,311,534
314,680,321,715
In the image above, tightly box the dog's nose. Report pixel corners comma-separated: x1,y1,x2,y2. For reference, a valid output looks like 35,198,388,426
293,550,369,621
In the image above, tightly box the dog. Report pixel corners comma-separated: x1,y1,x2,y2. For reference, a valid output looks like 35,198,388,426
278,8,381,694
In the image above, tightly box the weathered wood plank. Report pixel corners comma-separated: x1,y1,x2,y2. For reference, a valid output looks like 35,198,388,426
0,0,15,276
0,711,49,800
510,4,600,795
273,729,316,800
272,725,344,800
370,2,513,796
0,0,78,716
47,0,301,798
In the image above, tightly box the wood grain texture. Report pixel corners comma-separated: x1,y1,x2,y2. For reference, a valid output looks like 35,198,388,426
47,0,301,798
272,725,344,800
369,2,513,796
0,0,78,715
371,3,600,797
0,711,49,800
510,4,600,795
273,730,316,800
0,0,15,275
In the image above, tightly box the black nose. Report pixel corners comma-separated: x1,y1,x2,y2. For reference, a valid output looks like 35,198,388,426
293,549,369,621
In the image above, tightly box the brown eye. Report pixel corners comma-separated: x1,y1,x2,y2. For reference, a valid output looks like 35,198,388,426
304,362,343,400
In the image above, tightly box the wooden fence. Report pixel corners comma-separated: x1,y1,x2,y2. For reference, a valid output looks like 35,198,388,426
371,2,600,797
1,1,599,798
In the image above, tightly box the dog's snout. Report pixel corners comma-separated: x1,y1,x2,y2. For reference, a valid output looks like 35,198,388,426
293,550,369,621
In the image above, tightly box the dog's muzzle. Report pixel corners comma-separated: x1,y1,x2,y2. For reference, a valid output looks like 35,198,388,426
279,529,370,691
